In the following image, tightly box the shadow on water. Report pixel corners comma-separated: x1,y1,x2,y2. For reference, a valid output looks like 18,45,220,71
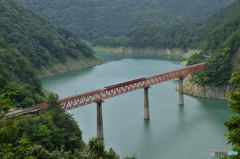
179,105,184,112
139,100,230,158
178,105,185,125
184,94,232,117
144,119,150,130
185,94,230,107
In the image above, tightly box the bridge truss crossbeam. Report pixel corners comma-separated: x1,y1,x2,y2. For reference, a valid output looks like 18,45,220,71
35,63,206,111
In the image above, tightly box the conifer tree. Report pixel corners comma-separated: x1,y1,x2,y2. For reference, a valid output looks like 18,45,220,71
222,71,240,158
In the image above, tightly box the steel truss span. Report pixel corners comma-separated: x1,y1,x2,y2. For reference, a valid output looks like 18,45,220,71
35,62,206,111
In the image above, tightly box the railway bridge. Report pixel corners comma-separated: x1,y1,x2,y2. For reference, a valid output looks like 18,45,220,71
11,62,206,139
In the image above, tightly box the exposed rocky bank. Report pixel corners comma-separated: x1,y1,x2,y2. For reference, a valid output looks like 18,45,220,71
175,48,240,100
38,56,104,78
175,77,235,101
93,46,200,58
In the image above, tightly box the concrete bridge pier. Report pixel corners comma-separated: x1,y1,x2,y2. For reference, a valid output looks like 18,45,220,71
97,101,104,139
179,77,184,105
144,87,150,120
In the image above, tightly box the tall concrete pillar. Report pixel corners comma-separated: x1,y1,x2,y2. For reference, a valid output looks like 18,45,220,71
97,102,104,139
144,87,150,120
179,77,184,105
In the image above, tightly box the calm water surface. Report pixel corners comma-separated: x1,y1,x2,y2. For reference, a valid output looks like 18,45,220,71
42,52,234,159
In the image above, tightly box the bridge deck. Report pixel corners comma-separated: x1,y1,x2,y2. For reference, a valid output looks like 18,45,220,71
34,62,206,111
10,62,206,115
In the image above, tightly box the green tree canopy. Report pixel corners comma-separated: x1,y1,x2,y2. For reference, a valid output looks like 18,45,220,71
15,0,235,41
0,92,137,159
92,0,240,51
216,71,240,158
0,0,95,68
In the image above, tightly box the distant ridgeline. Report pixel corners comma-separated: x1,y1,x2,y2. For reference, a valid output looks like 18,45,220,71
92,0,240,49
93,0,240,86
0,0,95,108
118,0,235,23
15,0,235,41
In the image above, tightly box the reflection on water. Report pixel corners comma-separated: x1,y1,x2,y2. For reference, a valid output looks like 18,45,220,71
95,52,186,63
42,52,234,159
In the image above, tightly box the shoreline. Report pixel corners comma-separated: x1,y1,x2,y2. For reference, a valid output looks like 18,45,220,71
174,60,233,101
93,46,201,59
175,76,234,101
38,56,105,79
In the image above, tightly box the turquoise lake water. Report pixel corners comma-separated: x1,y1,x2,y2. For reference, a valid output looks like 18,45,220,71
42,52,233,159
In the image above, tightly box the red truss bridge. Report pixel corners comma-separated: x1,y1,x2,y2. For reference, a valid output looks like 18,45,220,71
35,62,205,110
25,62,205,139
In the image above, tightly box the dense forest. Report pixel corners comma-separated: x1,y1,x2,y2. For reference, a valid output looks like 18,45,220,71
1,0,240,158
0,1,136,158
92,0,240,50
118,0,235,23
92,0,240,87
0,0,95,68
187,12,240,86
0,92,137,158
0,0,97,108
15,0,235,41
0,38,46,108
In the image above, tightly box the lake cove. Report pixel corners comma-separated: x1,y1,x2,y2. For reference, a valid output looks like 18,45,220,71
42,52,233,159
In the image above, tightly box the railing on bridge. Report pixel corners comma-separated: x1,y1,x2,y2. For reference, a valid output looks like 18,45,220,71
34,62,206,111
11,62,206,139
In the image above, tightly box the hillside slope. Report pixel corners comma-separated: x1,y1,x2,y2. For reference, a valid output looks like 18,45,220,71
15,0,177,41
175,11,240,100
15,0,235,41
93,0,240,50
0,38,47,107
0,0,103,73
0,0,103,108
118,0,235,22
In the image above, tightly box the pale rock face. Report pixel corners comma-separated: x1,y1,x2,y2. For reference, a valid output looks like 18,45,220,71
175,48,240,100
94,46,200,58
38,57,104,78
176,76,235,101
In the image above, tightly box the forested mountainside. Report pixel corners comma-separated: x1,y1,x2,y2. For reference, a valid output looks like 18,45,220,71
118,0,235,22
15,0,176,41
0,0,95,68
0,0,101,108
15,0,235,41
93,0,240,50
0,1,134,158
93,0,240,87
186,12,240,87
0,38,46,108
175,11,240,99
